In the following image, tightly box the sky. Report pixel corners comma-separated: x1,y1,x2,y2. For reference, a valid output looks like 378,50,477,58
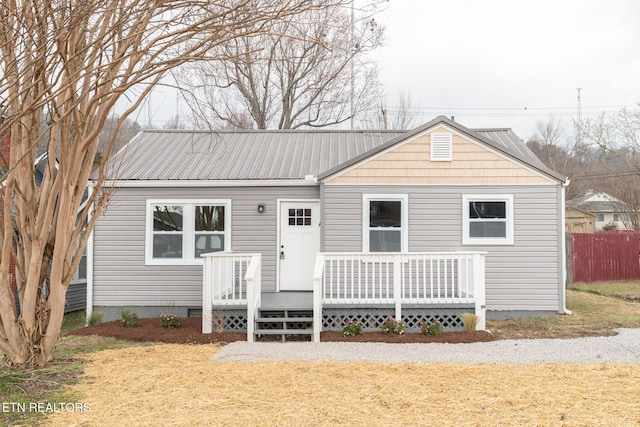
134,0,640,142
372,0,640,139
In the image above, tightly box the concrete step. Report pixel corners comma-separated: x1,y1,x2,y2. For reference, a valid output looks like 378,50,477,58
255,307,314,342
256,316,314,323
254,329,313,335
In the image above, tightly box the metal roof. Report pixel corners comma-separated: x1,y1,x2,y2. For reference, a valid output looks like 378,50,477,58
109,129,405,181
108,116,567,183
567,192,628,214
471,128,549,169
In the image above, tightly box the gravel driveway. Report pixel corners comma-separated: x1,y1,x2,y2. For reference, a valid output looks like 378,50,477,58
212,328,640,364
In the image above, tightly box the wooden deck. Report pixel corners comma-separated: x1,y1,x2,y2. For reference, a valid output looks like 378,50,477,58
202,251,486,341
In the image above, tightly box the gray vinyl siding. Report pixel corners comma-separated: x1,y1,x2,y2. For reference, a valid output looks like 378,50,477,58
65,282,87,313
93,186,318,307
322,184,561,312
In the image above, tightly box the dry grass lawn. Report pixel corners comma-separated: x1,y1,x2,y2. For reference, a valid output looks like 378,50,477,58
488,289,640,339
48,344,640,426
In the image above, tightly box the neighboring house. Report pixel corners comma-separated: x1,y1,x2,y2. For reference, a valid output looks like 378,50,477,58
565,206,596,233
568,191,629,231
88,116,569,340
0,122,87,315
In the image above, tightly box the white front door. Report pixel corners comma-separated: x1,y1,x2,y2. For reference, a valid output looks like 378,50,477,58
279,201,320,291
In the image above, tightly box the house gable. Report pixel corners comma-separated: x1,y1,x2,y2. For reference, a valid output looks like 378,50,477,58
323,124,557,186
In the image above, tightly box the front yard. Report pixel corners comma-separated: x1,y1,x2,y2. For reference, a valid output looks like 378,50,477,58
1,282,640,426
488,281,640,339
47,344,640,426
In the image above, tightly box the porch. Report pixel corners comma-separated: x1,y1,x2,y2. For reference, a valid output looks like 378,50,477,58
202,251,486,342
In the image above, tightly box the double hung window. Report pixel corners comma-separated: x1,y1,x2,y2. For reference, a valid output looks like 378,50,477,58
146,200,230,264
463,195,513,245
363,194,408,252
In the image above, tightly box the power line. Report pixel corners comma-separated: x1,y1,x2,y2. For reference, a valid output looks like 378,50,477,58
571,168,640,181
375,105,635,119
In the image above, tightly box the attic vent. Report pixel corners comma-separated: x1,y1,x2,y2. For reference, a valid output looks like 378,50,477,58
431,133,452,161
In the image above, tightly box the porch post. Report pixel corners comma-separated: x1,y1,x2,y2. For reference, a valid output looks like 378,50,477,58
394,257,402,321
202,254,213,334
312,254,325,343
245,255,262,343
473,253,486,330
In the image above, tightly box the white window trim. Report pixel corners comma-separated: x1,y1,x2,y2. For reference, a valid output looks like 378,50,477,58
145,199,231,265
462,194,514,245
362,194,409,252
70,250,87,284
430,132,453,161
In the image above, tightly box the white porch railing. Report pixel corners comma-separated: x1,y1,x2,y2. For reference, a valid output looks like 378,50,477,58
202,252,261,341
203,251,486,343
313,252,486,342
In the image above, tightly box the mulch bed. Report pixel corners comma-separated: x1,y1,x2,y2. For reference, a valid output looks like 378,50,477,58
69,317,246,344
68,317,494,344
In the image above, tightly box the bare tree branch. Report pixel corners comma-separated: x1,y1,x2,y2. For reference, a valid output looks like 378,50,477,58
177,2,384,129
0,0,331,367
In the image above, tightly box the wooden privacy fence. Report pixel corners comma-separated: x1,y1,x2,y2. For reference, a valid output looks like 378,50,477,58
570,231,640,283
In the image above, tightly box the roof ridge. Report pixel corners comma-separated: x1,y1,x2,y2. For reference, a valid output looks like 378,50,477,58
473,127,513,132
141,128,406,134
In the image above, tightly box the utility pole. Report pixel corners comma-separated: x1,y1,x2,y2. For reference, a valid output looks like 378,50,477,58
381,105,387,129
576,88,583,162
576,88,582,139
350,0,355,129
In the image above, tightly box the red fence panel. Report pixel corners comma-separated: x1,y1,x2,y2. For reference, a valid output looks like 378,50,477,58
571,231,640,283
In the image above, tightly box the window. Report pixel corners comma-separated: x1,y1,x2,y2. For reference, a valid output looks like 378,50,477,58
71,250,87,283
431,132,452,161
289,208,312,226
463,195,513,245
146,200,230,264
363,194,408,252
194,205,226,258
613,214,619,222
596,213,605,222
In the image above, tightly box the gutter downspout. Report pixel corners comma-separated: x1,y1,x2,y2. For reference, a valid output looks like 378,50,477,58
560,178,572,315
85,182,95,325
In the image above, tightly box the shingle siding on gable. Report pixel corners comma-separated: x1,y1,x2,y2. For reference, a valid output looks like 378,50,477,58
325,131,554,186
322,184,561,312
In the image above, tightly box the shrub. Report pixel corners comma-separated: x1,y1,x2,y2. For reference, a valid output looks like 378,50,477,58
461,313,479,332
342,321,363,337
381,317,405,335
87,311,104,326
160,303,181,328
420,320,443,336
160,314,181,328
211,310,226,334
120,308,139,327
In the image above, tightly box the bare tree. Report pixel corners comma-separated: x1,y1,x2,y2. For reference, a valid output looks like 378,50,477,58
610,173,640,229
176,2,384,129
526,117,588,198
527,117,573,171
163,114,189,130
99,117,142,155
573,104,640,226
0,0,335,367
374,90,420,130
